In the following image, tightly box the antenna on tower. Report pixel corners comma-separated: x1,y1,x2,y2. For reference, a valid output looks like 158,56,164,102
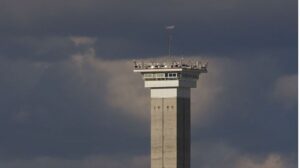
165,25,175,58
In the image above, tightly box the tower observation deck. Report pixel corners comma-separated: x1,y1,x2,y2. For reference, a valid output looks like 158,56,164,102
134,59,207,168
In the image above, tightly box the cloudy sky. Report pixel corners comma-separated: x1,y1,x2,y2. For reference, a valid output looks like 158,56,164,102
0,0,297,167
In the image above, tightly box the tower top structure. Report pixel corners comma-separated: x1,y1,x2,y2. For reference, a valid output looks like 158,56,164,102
134,59,208,92
133,58,207,168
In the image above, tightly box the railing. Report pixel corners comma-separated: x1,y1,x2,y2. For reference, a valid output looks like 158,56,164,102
133,60,208,72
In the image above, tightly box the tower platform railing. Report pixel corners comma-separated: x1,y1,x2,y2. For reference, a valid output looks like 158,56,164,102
133,59,208,73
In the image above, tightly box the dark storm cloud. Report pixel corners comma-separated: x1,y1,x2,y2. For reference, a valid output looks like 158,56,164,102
0,0,297,58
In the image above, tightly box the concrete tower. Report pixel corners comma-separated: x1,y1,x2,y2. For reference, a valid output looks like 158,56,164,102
134,60,207,168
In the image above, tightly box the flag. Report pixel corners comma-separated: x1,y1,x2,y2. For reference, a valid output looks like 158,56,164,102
165,25,175,30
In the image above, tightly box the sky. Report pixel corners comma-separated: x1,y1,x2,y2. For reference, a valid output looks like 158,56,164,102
0,0,297,167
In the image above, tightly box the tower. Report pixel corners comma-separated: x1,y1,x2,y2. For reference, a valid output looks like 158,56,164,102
134,60,207,168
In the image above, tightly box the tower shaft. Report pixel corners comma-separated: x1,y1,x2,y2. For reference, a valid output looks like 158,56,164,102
134,61,207,168
151,88,190,168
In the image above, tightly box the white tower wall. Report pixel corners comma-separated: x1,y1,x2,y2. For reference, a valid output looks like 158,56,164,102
151,94,191,168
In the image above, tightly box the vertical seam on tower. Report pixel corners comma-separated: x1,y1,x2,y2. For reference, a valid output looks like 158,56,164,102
184,99,187,168
162,98,164,168
183,98,185,168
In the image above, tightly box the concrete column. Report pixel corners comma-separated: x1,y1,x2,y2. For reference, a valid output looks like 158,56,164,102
150,88,191,168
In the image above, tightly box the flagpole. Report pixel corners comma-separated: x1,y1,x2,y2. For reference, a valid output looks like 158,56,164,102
168,30,171,58
165,25,175,59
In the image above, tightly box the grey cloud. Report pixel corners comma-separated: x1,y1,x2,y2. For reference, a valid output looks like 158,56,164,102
0,36,95,61
0,143,297,168
235,154,295,168
192,142,296,168
0,155,149,168
0,143,296,168
271,74,297,109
